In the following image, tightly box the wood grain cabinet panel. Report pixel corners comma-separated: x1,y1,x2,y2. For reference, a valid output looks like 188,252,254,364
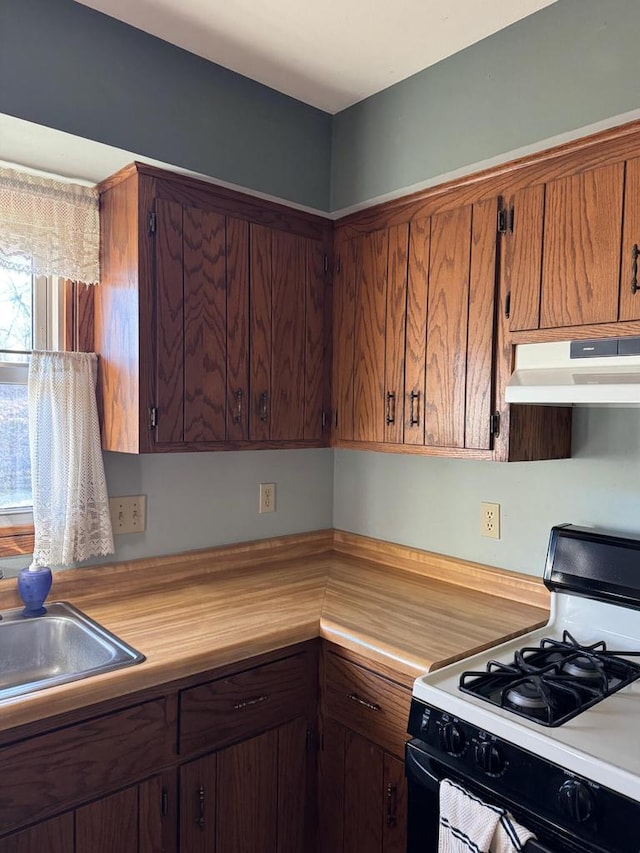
318,720,408,853
332,239,357,441
179,651,314,756
0,814,74,853
76,786,139,853
404,217,430,446
620,157,640,322
505,185,545,332
353,230,390,443
323,652,411,760
0,700,171,835
180,718,311,853
384,224,409,444
540,163,624,328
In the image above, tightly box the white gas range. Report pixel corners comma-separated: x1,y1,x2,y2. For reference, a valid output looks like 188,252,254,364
406,525,640,853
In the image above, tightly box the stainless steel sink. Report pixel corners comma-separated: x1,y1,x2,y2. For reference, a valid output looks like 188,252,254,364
0,601,145,701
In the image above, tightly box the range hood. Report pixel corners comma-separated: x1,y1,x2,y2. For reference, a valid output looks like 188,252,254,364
505,338,640,406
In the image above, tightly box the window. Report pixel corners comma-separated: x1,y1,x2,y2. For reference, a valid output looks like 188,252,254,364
0,268,63,554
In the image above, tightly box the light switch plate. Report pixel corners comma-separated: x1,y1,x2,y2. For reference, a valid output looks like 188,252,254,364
109,495,146,534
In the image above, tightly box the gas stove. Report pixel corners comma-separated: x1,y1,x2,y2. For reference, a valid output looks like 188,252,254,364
407,525,640,853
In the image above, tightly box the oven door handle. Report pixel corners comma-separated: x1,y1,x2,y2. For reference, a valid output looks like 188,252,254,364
406,740,440,793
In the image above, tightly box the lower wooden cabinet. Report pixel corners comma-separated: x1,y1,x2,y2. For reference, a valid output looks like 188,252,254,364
319,646,411,853
179,717,312,853
319,719,407,853
0,641,415,853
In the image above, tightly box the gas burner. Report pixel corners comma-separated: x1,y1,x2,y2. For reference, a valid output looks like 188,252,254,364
561,655,603,680
459,631,640,726
505,680,549,711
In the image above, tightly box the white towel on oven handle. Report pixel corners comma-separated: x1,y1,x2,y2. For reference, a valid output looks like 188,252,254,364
439,778,536,853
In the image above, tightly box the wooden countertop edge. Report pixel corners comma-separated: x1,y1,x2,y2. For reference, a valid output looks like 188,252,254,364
333,530,549,609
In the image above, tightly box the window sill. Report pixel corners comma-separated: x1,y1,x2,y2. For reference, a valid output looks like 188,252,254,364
0,519,34,557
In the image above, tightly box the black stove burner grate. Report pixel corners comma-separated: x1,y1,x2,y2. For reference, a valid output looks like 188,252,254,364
459,630,640,726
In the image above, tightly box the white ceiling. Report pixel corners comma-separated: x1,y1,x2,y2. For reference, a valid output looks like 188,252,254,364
75,0,559,113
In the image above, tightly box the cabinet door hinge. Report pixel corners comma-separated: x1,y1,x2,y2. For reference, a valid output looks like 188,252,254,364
150,406,158,429
497,206,513,235
161,788,169,817
148,210,157,235
490,411,501,438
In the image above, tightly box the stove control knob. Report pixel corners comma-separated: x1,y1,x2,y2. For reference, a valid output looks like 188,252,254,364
475,740,505,775
440,723,465,756
558,779,594,823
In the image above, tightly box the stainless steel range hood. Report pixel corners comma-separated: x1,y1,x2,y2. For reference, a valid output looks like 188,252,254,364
505,338,640,406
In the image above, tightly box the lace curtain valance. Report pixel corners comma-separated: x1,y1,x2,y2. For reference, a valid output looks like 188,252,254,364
0,166,99,283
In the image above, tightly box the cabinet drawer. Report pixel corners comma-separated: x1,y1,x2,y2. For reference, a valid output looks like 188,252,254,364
323,652,411,758
179,651,314,755
0,699,171,835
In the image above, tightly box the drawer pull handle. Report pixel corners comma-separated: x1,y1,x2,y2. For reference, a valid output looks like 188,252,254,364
196,785,205,830
233,694,270,711
386,783,398,827
348,692,381,712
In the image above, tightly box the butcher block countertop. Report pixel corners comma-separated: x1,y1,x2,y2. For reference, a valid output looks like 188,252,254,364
0,530,549,734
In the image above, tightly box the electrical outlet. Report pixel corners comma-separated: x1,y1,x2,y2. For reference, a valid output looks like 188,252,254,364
480,501,500,540
109,495,146,534
259,483,276,514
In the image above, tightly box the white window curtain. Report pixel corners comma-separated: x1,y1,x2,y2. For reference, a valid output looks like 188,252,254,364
0,166,99,283
28,351,114,567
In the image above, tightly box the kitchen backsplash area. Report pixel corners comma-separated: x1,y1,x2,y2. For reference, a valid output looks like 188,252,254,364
333,407,640,575
0,448,333,575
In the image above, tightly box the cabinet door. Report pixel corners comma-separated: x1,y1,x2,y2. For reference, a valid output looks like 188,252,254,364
506,185,545,332
384,225,409,444
76,787,139,853
180,719,311,853
404,217,430,446
619,157,640,322
425,199,497,450
319,721,407,853
250,225,327,442
0,814,74,853
75,779,167,853
155,203,250,446
332,239,357,441
540,163,624,328
353,230,389,443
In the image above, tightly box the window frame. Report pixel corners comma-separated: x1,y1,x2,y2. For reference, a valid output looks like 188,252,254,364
0,276,80,558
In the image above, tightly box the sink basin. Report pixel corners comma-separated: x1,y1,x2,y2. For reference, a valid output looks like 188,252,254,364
0,601,145,701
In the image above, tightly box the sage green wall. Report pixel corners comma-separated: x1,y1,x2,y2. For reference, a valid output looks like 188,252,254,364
0,0,331,210
333,410,640,575
331,0,640,211
0,450,333,574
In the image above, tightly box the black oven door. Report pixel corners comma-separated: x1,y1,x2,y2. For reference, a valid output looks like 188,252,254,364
405,739,598,853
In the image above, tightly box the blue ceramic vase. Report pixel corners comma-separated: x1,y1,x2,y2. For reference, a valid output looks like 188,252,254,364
17,566,52,616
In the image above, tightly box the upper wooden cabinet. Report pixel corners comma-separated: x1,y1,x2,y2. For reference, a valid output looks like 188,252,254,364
507,158,640,333
96,164,332,453
333,198,501,456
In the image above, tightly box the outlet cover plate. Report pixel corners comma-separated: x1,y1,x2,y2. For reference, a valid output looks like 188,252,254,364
259,483,276,514
480,501,500,540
